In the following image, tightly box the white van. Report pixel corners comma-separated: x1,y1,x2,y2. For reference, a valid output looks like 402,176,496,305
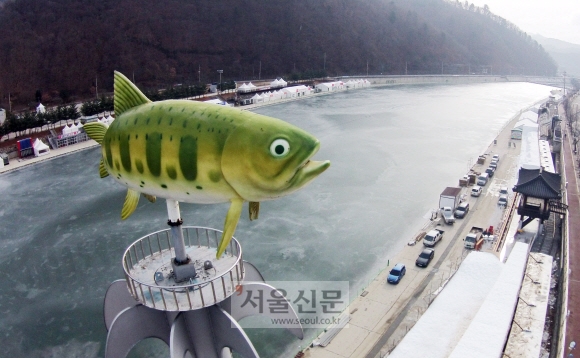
477,172,489,186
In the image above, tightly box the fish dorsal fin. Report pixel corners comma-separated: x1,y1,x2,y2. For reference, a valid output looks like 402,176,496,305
99,159,109,178
114,71,151,116
121,189,140,220
84,122,108,144
249,201,260,221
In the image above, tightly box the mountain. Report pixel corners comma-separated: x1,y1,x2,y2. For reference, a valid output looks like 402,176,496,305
531,34,580,77
0,0,557,108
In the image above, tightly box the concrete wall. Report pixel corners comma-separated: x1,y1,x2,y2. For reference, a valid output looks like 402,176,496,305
338,75,565,89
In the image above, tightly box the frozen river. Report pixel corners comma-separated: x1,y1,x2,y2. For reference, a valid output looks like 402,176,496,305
0,82,555,357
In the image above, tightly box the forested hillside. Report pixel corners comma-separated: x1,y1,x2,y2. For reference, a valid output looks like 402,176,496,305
0,0,557,108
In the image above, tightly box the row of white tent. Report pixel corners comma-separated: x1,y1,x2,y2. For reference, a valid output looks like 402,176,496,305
237,78,289,93
62,122,84,135
243,85,314,105
315,79,371,92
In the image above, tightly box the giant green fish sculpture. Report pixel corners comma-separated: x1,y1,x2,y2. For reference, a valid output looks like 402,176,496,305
84,71,330,258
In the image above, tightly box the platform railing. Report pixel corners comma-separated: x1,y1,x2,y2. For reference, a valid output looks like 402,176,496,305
122,226,244,311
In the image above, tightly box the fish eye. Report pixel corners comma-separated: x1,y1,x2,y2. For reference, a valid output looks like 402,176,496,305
270,139,290,157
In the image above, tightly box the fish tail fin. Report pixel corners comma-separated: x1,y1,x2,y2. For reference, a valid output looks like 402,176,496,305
83,122,108,145
99,159,109,178
216,198,243,258
249,201,260,221
114,71,152,115
121,189,140,220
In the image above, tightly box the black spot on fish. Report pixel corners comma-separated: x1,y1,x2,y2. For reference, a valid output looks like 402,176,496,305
125,119,128,125
209,170,221,183
118,135,120,141
146,118,150,124
166,165,177,180
196,186,203,190
179,135,198,181
181,108,185,112
141,181,145,184
169,118,173,126
186,192,190,195
168,107,173,112
135,134,138,139
158,118,162,125
146,134,148,140
230,119,233,123
136,160,144,173
120,133,132,172
134,118,138,125
140,184,144,188
183,121,187,128
105,138,113,169
170,135,173,141
218,130,221,133
161,184,167,188
197,123,201,129
146,132,162,177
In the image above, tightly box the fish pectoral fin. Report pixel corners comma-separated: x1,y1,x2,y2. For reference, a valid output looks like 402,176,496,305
83,122,108,145
142,193,156,203
216,198,244,259
249,201,260,221
99,159,109,178
121,189,140,220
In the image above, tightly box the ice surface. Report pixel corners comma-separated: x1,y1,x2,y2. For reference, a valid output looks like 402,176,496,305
0,82,556,357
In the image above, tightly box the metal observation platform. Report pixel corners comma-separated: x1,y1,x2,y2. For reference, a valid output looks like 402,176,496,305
122,226,243,311
104,200,303,358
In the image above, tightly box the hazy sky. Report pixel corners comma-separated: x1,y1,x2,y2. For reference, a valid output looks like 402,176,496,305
469,0,580,45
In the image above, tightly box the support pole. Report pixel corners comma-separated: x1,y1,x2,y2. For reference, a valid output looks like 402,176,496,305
167,199,188,264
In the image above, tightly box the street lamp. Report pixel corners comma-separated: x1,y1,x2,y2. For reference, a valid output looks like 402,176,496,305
217,70,223,94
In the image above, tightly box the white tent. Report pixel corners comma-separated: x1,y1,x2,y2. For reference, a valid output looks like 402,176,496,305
36,103,46,113
251,93,262,104
247,82,257,90
62,124,73,135
237,83,250,92
270,79,281,88
75,121,84,130
277,78,287,87
33,138,50,157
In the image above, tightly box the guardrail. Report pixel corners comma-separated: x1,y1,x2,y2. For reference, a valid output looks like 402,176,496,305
122,226,244,311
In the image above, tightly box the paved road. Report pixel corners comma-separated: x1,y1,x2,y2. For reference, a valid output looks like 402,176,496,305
562,98,580,357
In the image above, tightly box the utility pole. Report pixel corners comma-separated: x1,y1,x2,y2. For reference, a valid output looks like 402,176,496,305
217,70,223,94
198,65,201,83
563,71,567,97
95,76,98,99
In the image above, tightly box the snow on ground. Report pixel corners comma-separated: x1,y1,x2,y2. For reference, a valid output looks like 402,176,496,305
388,251,504,358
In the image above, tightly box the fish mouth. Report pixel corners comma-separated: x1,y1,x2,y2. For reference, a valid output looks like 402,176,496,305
289,159,331,187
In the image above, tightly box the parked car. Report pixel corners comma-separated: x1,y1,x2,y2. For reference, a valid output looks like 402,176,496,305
489,161,498,169
492,154,500,162
485,167,495,178
499,186,508,195
471,186,482,197
440,207,455,224
498,194,508,206
387,263,407,284
416,248,435,267
454,202,470,218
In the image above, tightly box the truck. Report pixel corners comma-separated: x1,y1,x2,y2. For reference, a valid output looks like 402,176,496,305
439,187,462,211
440,207,455,224
423,228,444,247
464,226,484,249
